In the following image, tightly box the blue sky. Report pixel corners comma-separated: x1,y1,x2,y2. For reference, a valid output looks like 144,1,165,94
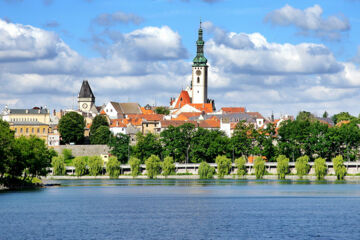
0,0,360,117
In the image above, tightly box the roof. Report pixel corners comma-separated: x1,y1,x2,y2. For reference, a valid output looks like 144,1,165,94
110,119,127,128
160,120,198,128
110,118,142,127
174,90,191,109
247,112,265,119
128,114,164,121
78,80,95,99
10,121,48,126
221,107,246,114
119,103,142,115
8,108,49,114
141,107,154,115
189,103,213,113
100,109,106,115
198,119,220,129
173,112,202,120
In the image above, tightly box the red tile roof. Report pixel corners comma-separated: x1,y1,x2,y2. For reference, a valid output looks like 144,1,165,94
221,107,246,113
140,107,154,115
198,119,220,129
189,103,213,113
110,119,127,128
127,114,164,121
174,112,202,120
174,90,191,109
160,120,198,128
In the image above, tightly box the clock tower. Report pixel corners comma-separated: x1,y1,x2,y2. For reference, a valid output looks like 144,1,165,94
78,80,95,113
192,21,208,104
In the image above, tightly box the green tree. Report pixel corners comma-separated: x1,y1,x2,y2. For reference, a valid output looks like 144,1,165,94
133,133,162,163
90,125,111,144
161,156,175,177
323,111,329,118
58,112,85,144
332,112,355,125
15,136,54,179
129,156,141,177
62,148,73,164
90,115,109,135
0,120,18,179
235,157,247,177
106,156,120,178
295,155,310,178
198,162,215,179
73,156,87,176
88,156,103,176
161,123,196,163
154,106,170,115
332,155,347,180
145,155,161,179
276,155,289,180
254,157,265,179
314,157,327,180
231,121,255,159
52,156,66,176
108,133,130,164
296,111,316,121
190,128,230,163
215,155,232,178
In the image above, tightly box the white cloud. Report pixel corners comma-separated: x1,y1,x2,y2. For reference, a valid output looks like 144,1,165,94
1,19,360,117
265,4,350,41
203,21,342,75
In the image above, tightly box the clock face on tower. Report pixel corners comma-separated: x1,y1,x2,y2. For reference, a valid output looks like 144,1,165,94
196,70,201,76
82,103,88,109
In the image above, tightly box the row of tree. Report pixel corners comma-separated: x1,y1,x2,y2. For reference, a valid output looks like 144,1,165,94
57,111,360,163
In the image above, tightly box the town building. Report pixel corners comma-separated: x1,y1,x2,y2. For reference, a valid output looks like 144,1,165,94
78,80,97,114
104,102,142,119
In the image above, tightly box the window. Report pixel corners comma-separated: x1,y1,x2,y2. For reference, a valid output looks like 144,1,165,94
197,77,200,83
20,128,23,133
43,128,45,134
15,128,17,133
32,128,34,133
26,128,28,133
37,128,40,133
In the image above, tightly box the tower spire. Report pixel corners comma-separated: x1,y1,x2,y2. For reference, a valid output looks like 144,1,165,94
193,18,207,67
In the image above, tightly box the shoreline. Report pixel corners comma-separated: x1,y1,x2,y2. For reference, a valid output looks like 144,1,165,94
43,174,360,181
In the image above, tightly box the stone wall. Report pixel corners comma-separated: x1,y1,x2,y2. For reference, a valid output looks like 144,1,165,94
53,145,110,157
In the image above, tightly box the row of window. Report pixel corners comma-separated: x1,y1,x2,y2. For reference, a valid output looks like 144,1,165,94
11,118,41,122
14,127,47,134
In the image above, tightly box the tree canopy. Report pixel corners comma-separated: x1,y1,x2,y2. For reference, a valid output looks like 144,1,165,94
58,112,85,144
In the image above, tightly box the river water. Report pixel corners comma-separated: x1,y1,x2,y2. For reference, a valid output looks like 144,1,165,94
1,179,360,240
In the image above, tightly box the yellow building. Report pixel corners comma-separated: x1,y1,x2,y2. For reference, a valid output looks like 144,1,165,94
9,122,49,142
2,107,51,143
2,107,50,124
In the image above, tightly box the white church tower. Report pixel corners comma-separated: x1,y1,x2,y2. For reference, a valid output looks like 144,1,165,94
191,21,208,104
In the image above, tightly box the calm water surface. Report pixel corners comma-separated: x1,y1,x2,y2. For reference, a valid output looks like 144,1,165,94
1,179,360,240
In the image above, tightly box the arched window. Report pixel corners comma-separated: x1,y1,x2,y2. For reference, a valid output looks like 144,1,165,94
197,77,200,83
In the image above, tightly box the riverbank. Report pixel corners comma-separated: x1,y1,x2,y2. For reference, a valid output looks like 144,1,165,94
43,174,360,181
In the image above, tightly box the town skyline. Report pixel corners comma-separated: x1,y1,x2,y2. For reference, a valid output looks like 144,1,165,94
0,0,359,117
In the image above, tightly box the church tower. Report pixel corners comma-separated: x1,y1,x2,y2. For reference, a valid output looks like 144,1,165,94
191,21,208,104
78,80,95,113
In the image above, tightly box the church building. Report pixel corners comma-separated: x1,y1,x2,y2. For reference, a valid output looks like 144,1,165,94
78,80,97,113
170,21,215,114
